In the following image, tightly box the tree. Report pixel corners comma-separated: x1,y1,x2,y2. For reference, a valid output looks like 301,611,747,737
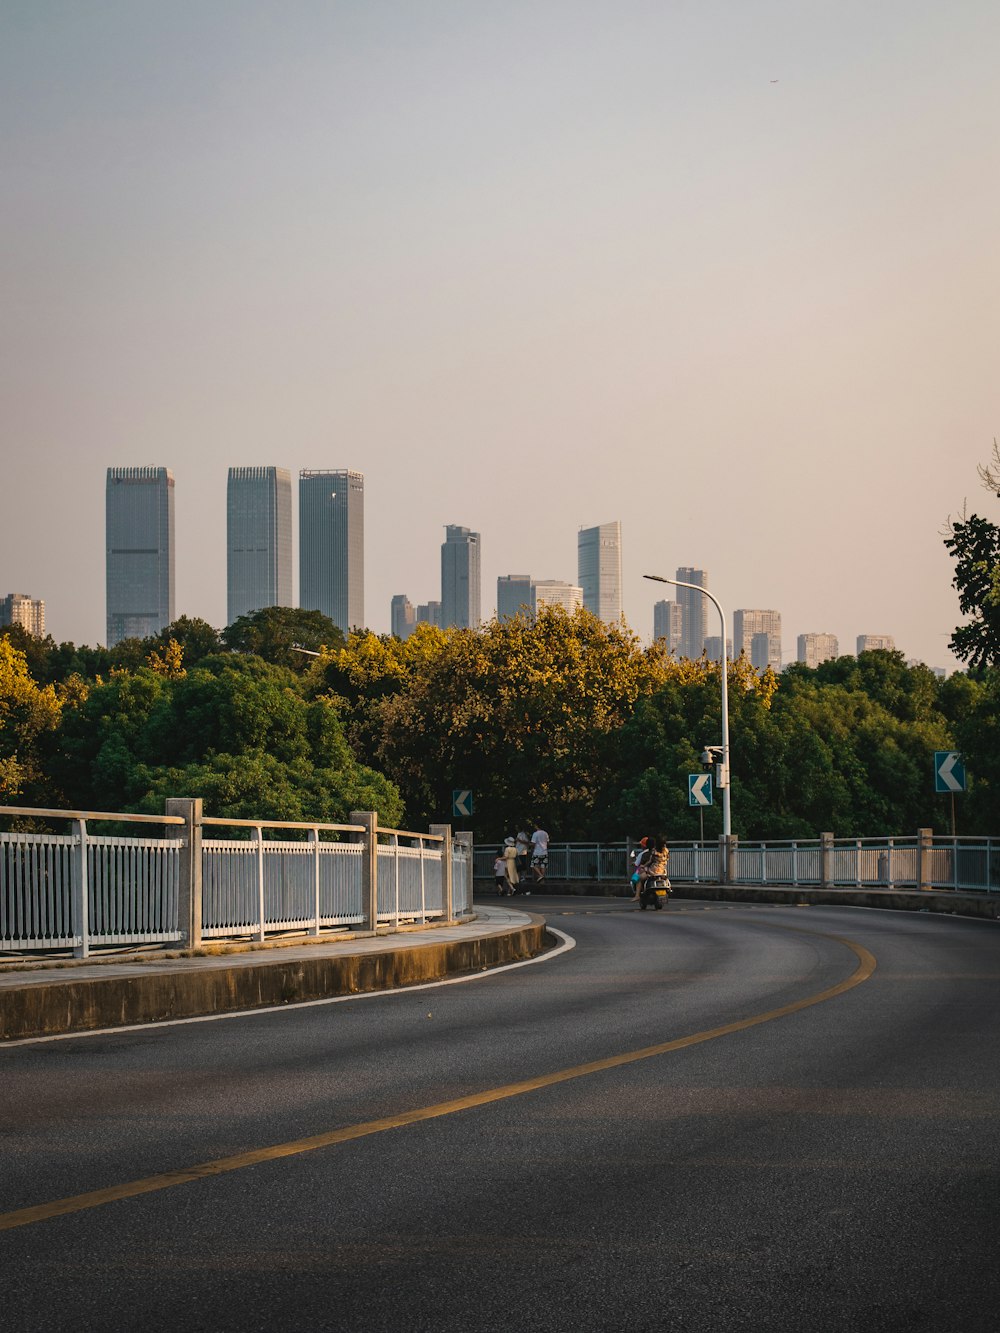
0,637,62,802
945,512,1000,668
221,606,345,669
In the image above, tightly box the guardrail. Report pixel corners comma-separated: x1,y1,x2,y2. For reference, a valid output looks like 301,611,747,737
0,804,474,956
474,833,1000,895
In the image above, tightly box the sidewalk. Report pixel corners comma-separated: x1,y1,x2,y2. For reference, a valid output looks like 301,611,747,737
0,905,544,1042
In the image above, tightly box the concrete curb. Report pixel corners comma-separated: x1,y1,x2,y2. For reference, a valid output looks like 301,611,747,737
0,915,550,1042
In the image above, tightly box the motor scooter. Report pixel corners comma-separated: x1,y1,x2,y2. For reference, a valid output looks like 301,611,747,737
638,876,670,910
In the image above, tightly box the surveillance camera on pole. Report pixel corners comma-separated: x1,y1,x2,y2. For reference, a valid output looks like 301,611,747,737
701,746,728,788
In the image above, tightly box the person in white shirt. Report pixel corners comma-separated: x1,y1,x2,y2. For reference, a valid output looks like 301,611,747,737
530,825,549,883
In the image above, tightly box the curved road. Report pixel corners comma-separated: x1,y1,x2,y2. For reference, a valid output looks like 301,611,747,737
2,896,999,1331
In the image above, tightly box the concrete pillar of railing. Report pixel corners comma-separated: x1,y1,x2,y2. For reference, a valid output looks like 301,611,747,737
430,823,453,922
166,797,203,949
351,810,379,930
917,826,934,891
820,832,834,889
454,831,473,914
718,833,737,885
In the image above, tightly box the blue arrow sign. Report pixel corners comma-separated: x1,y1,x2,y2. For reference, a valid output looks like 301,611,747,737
689,773,713,807
934,752,966,794
452,789,474,818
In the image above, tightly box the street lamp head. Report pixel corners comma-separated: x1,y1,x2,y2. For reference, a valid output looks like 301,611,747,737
643,574,670,584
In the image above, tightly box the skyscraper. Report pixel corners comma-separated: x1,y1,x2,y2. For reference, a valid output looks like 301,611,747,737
750,630,781,672
497,575,535,619
797,633,839,668
106,466,174,647
299,470,364,634
441,526,481,629
391,594,416,640
226,467,292,625
734,609,781,668
0,593,45,638
653,599,683,653
578,521,622,622
675,567,708,659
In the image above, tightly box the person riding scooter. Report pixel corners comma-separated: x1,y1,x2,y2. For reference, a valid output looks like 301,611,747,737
636,834,670,910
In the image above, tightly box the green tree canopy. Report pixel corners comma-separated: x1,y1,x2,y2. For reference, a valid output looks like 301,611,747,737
221,606,345,669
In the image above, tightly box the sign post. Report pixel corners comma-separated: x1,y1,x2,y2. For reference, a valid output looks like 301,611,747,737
934,752,966,836
689,773,713,844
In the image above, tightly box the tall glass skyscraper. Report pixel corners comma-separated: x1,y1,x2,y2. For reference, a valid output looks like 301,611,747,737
299,469,364,634
441,526,481,629
226,467,293,625
676,567,708,660
577,521,622,622
105,466,174,646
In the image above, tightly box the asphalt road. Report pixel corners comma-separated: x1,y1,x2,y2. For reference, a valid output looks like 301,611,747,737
2,895,999,1332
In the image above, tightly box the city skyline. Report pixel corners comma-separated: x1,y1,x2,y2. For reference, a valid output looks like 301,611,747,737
4,6,995,671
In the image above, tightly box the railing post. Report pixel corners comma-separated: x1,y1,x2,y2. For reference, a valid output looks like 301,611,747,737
430,823,453,923
917,827,934,891
351,810,379,930
821,832,834,888
719,833,737,885
454,831,473,914
254,824,266,942
73,817,89,959
311,827,321,936
166,797,202,950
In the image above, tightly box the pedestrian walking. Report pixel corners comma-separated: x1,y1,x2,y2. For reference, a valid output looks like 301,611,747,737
502,836,520,895
515,827,531,879
493,851,508,896
530,823,549,884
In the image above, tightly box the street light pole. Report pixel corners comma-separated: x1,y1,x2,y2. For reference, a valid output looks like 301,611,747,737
643,573,732,837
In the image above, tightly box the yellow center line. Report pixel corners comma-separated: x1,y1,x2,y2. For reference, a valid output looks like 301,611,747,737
0,928,876,1234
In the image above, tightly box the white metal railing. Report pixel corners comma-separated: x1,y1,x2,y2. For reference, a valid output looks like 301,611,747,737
0,807,185,955
1,805,474,955
473,836,1000,894
200,818,366,941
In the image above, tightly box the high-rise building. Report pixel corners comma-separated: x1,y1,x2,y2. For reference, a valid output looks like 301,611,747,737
0,593,45,638
299,470,364,634
751,630,781,672
391,594,416,640
797,633,839,668
497,575,535,620
653,599,683,653
704,636,733,663
578,521,622,622
106,466,174,647
226,467,292,625
676,567,708,659
534,580,583,613
857,634,895,654
416,601,442,627
734,609,781,666
441,526,481,629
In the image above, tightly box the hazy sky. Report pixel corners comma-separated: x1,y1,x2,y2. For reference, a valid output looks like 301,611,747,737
3,1,998,669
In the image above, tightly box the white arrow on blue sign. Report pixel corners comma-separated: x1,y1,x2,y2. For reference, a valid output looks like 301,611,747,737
452,789,474,818
934,752,966,794
689,773,713,807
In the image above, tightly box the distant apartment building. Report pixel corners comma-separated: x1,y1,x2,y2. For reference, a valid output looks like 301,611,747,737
299,469,364,634
704,636,733,663
653,599,683,653
578,521,622,622
497,575,535,620
441,526,481,629
734,609,781,668
534,580,583,613
751,631,781,672
857,634,895,654
675,567,708,659
226,467,293,625
0,593,45,638
797,633,839,668
105,466,175,647
391,594,416,640
416,601,442,627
